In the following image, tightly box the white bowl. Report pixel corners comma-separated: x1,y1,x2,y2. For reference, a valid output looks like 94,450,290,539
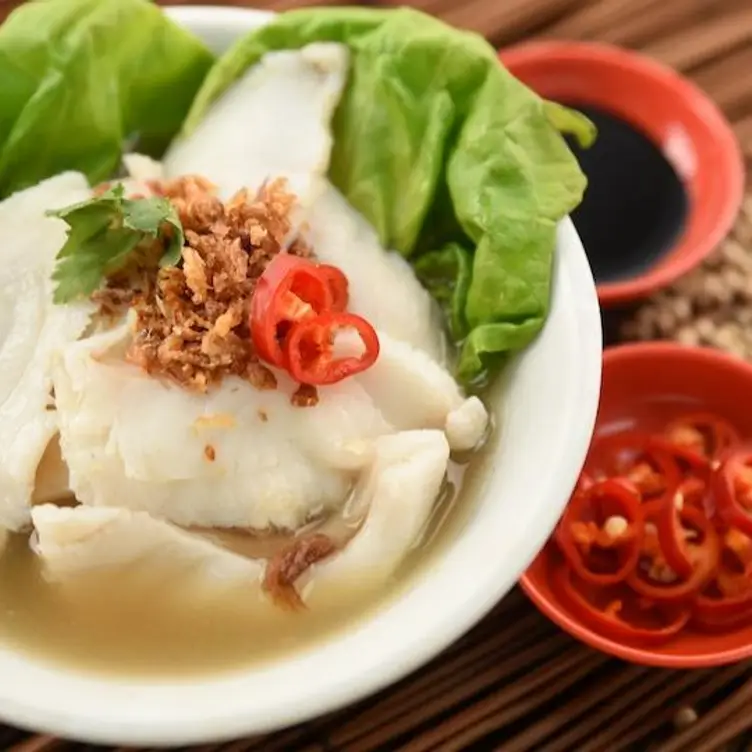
0,7,602,747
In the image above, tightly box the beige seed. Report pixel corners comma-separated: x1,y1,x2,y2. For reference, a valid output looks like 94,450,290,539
673,706,698,730
656,309,676,334
675,326,700,346
694,316,716,341
672,296,692,320
604,515,628,539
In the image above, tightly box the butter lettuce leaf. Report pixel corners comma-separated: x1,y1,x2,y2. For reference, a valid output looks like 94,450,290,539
414,243,473,343
0,0,213,197
183,7,590,386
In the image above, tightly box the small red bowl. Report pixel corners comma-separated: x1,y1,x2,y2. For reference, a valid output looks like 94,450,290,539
521,342,752,667
500,41,745,308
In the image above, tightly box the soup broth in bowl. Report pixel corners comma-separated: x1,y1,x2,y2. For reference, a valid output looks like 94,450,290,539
0,3,601,745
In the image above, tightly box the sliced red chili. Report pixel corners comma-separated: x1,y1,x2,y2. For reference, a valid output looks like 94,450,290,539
627,506,719,602
721,528,752,581
554,478,643,586
548,415,752,644
694,527,752,624
712,445,752,538
673,476,707,510
586,431,681,505
647,435,710,475
694,529,752,630
554,565,691,645
654,480,702,579
251,255,333,368
664,412,740,465
694,578,752,627
692,607,752,632
285,312,380,386
318,264,349,312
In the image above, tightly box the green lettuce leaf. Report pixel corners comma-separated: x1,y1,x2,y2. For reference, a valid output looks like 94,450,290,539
183,7,591,386
49,184,184,304
543,101,597,148
414,243,473,342
0,0,213,198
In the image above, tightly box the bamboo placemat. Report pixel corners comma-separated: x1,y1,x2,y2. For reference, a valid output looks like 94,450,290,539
2,0,752,750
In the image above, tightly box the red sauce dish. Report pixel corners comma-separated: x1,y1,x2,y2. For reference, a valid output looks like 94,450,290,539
521,343,752,667
500,41,745,308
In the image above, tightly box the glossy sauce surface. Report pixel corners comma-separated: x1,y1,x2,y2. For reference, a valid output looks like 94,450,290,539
562,104,689,284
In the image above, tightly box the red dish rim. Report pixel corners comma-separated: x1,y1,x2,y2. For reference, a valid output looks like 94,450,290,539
500,41,746,308
520,342,752,668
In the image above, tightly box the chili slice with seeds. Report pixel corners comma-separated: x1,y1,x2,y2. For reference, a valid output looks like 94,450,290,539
712,445,752,538
664,412,740,464
587,431,681,505
555,478,643,586
654,481,701,579
250,255,334,368
554,566,691,645
547,414,752,644
286,311,380,386
693,527,752,626
318,264,349,312
627,505,720,602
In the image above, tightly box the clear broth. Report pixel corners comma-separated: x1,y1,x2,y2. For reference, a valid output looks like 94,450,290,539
0,438,494,677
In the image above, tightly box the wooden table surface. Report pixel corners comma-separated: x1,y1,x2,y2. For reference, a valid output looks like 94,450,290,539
1,1,752,751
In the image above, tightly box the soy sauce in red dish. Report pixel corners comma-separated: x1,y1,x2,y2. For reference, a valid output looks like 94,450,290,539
561,103,689,284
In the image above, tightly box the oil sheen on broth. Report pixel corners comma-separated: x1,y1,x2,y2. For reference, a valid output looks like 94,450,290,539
0,448,490,677
561,103,689,283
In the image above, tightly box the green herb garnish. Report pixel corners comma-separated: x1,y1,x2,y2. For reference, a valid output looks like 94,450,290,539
49,184,184,304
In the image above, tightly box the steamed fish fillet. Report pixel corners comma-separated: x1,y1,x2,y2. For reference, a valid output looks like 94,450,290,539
0,173,94,531
164,43,349,207
306,184,446,362
52,324,393,531
305,430,450,598
33,429,449,611
123,153,163,183
31,505,263,604
356,333,488,452
111,152,165,198
31,435,72,505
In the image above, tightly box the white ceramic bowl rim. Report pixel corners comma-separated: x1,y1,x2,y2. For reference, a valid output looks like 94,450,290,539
0,7,602,746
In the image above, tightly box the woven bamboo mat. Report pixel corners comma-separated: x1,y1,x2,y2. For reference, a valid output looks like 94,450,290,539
2,0,752,750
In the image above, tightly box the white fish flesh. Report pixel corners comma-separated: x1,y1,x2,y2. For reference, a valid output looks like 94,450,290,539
305,184,446,362
52,324,393,531
122,153,164,183
31,504,263,605
163,43,349,208
356,333,489,452
33,429,449,609
306,429,450,597
0,173,94,531
31,435,72,506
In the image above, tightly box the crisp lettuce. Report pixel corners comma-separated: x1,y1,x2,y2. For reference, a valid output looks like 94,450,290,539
184,7,592,386
0,0,214,197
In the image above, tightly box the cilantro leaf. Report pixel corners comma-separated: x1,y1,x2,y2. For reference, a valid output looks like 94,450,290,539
48,184,184,304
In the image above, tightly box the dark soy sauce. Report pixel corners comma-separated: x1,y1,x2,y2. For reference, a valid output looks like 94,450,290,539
561,103,690,284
